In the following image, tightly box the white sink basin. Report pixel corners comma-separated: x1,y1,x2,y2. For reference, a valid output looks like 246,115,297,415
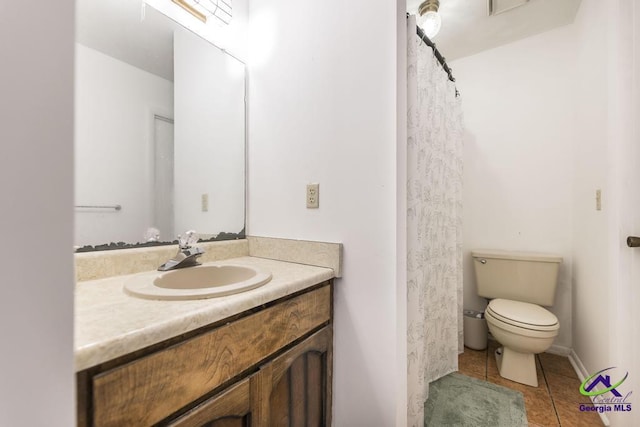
123,264,272,300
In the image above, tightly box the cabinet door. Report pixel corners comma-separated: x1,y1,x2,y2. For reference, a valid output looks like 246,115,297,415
167,376,254,427
257,327,332,427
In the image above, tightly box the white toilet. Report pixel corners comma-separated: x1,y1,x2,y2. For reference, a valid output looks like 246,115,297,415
472,250,562,387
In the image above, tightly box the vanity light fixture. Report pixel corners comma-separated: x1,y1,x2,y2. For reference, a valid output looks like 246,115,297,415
417,0,442,39
173,0,205,22
172,0,232,25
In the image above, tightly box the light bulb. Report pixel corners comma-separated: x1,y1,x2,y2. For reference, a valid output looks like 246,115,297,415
418,11,441,39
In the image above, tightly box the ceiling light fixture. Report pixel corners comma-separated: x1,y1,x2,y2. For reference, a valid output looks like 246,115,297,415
417,0,442,39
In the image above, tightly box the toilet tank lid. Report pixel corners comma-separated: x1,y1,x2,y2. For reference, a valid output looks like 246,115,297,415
471,249,562,263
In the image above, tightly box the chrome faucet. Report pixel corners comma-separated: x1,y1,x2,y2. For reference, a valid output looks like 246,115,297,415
158,230,204,271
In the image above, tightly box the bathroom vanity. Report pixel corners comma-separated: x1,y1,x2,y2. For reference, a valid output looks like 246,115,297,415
75,246,338,427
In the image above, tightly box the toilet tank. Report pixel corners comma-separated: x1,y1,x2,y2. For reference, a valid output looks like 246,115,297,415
471,250,562,306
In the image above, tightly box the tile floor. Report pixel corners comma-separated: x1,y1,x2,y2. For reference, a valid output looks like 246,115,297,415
458,340,605,427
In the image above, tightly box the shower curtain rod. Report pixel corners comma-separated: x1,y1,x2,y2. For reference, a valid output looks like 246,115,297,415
408,13,457,88
416,26,455,84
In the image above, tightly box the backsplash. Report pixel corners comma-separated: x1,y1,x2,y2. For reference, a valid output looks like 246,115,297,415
75,240,249,282
248,236,343,277
75,236,343,282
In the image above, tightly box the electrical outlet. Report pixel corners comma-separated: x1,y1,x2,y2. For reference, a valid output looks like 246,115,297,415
306,183,319,208
202,193,209,212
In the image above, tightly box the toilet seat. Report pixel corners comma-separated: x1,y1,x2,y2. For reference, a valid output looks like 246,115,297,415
486,298,559,332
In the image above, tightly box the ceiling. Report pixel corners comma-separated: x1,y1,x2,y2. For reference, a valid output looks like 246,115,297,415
406,0,583,61
76,0,179,81
78,0,582,80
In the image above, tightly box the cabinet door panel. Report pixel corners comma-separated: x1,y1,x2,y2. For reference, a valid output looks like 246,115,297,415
269,370,291,426
289,356,306,426
305,352,323,426
263,328,332,427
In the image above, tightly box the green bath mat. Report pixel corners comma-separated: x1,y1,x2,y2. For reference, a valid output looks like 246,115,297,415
424,373,527,427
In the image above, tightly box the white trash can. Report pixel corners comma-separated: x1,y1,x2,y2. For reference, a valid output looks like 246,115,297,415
463,309,488,350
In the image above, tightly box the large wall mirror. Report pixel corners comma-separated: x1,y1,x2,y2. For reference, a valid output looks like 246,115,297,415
75,0,246,251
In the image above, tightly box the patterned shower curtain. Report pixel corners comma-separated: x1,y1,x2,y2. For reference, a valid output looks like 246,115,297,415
406,15,464,427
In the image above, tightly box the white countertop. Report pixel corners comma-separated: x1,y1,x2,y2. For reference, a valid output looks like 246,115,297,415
74,256,334,372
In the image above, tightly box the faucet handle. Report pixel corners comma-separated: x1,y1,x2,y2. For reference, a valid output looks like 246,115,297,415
178,230,199,249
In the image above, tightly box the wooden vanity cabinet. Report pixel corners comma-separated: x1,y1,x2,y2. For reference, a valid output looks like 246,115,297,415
77,282,333,427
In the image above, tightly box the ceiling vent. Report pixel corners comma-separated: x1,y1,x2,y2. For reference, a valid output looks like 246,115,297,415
488,0,529,16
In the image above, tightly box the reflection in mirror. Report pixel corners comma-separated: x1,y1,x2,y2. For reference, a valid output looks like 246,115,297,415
75,0,245,251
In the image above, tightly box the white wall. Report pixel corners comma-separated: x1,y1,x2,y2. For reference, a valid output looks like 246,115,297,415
601,1,639,424
247,0,400,425
570,0,612,378
396,1,409,425
174,29,245,237
571,5,640,426
0,0,75,425
452,26,576,349
75,43,173,246
571,3,640,426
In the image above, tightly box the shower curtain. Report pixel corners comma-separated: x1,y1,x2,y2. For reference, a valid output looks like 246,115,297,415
406,15,464,426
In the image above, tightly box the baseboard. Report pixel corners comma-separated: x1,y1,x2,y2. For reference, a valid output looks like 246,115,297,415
568,350,611,426
545,344,571,356
568,349,588,378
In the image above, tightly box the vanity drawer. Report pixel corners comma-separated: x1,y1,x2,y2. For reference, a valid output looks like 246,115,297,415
91,285,331,427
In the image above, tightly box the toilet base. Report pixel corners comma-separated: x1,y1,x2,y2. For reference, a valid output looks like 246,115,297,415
495,346,538,387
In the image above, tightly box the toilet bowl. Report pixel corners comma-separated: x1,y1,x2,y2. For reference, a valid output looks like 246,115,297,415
485,298,559,387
